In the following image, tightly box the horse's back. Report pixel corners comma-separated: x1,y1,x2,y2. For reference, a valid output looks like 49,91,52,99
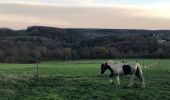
106,60,122,69
106,60,140,71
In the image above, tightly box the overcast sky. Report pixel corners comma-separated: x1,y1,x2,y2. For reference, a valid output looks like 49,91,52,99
0,0,170,29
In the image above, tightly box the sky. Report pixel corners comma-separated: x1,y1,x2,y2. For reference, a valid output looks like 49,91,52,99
0,0,170,29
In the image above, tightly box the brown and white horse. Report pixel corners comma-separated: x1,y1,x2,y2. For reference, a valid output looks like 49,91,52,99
99,60,145,87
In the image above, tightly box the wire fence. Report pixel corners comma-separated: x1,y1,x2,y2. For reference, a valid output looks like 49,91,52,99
0,58,169,77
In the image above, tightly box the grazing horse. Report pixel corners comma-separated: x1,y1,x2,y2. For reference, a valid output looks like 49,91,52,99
100,60,145,87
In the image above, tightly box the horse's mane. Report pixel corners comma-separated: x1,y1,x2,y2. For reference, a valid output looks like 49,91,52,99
107,60,122,64
107,60,138,65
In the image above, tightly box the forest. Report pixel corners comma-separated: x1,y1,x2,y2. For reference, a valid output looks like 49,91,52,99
0,26,170,63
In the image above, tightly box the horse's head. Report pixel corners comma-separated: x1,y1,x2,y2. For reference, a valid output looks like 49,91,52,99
100,63,109,75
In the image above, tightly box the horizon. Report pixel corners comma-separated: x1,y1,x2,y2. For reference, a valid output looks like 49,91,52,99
0,0,170,30
2,25,170,31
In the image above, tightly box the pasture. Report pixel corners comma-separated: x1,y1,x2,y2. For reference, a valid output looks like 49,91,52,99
0,59,169,100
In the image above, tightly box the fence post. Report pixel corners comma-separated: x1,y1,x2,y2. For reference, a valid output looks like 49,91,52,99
36,59,39,77
35,51,41,77
136,58,138,63
122,58,125,63
143,60,144,69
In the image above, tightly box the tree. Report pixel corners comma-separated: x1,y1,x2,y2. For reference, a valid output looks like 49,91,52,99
109,47,120,58
79,47,91,58
154,48,164,57
0,49,4,62
63,48,72,60
126,49,135,58
18,45,31,63
97,47,109,58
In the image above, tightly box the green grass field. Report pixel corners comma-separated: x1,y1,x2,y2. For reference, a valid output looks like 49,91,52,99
0,59,170,100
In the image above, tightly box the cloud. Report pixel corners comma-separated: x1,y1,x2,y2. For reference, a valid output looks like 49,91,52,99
67,0,96,5
0,0,97,6
0,1,170,29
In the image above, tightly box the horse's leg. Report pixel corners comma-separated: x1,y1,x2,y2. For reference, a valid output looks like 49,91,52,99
109,70,114,84
127,75,135,87
116,75,120,86
135,71,145,87
140,76,145,88
109,77,113,83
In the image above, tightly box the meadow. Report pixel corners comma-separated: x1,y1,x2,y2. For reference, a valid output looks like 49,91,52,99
0,59,169,100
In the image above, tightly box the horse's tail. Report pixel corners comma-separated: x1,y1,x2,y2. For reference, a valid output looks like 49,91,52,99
136,63,145,87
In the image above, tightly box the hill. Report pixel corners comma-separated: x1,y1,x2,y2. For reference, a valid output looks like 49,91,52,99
0,26,170,63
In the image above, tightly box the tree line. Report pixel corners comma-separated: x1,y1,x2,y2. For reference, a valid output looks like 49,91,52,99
0,26,170,63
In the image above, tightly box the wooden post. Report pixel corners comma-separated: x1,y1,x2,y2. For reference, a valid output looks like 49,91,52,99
143,60,144,69
136,58,138,63
35,51,41,77
122,58,125,63
36,59,39,77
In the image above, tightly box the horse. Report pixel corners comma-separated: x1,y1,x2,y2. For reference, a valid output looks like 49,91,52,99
99,60,145,87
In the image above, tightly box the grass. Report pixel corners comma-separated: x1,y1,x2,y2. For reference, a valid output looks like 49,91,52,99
0,59,169,100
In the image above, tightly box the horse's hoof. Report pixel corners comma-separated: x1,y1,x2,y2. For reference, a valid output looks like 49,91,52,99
109,80,113,83
141,85,145,88
97,74,103,77
127,84,133,87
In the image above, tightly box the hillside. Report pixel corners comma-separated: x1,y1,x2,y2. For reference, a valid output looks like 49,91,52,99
0,26,170,63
